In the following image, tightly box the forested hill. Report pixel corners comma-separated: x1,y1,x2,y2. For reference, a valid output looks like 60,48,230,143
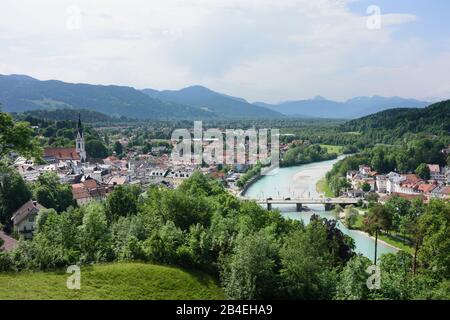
13,109,131,123
340,100,450,142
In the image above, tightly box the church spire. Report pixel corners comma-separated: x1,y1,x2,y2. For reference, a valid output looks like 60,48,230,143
77,112,83,138
76,113,86,162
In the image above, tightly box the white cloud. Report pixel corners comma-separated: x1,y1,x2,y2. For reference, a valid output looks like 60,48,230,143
0,0,447,102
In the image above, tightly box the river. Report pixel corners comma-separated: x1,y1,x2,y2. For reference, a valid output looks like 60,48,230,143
243,156,398,259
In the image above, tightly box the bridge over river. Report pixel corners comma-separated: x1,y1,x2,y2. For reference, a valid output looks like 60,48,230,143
245,197,363,211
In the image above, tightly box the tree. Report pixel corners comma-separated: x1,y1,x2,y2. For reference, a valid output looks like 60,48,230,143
279,221,338,299
33,172,75,213
361,182,371,193
79,202,112,263
221,230,279,299
113,141,123,155
105,185,138,222
415,163,430,180
335,255,372,300
0,109,42,160
376,252,414,300
85,139,108,159
417,199,450,279
0,168,31,229
345,206,359,229
364,204,392,265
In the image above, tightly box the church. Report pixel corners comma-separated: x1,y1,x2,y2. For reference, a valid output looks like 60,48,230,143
43,114,87,163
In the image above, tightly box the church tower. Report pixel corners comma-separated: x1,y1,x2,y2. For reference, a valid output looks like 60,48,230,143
76,113,87,162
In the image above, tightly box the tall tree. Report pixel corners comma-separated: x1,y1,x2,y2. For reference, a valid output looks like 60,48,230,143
0,167,31,229
0,108,42,160
364,204,392,265
33,172,75,213
113,141,123,155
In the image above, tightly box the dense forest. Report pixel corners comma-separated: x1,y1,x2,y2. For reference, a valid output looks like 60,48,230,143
340,100,450,145
1,172,448,300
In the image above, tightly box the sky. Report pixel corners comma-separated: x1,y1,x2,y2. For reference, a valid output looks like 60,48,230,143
0,0,449,103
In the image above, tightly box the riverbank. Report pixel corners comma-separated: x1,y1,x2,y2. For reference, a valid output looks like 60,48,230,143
316,178,334,197
340,212,411,254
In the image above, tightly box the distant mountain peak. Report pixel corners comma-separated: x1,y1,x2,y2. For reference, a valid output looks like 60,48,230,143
1,74,38,82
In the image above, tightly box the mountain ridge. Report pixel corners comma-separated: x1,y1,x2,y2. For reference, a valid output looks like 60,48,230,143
0,74,435,120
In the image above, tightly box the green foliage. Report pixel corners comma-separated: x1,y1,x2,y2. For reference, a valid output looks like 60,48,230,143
105,185,139,222
415,163,431,180
361,182,371,193
79,202,112,263
345,206,359,229
85,139,109,159
236,164,262,189
335,255,372,300
0,263,225,300
0,109,42,160
279,220,338,299
0,167,32,228
341,100,450,144
282,144,337,167
221,230,279,299
418,199,450,279
1,171,448,300
113,141,124,155
33,172,75,213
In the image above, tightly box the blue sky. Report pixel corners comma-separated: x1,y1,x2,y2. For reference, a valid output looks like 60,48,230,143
0,0,449,103
349,0,450,45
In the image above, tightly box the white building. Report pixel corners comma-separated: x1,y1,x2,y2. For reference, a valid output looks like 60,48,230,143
11,200,46,239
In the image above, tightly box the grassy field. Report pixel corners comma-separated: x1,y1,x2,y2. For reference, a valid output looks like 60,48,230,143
320,144,344,154
316,178,334,197
0,263,225,300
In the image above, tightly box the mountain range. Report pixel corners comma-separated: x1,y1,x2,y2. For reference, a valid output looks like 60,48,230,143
255,95,429,119
0,74,432,120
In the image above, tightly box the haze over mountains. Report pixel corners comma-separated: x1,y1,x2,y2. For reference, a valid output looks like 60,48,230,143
0,74,432,120
255,96,429,119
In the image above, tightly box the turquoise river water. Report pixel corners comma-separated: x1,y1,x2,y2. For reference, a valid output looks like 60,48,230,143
243,156,398,259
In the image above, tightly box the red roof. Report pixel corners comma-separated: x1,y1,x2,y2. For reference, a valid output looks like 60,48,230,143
44,148,80,160
0,231,18,252
417,184,437,193
403,174,422,184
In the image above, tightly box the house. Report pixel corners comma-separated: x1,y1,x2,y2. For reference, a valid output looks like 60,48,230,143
359,165,372,175
106,175,128,186
72,179,111,206
417,183,437,194
11,200,46,239
430,185,450,199
386,173,422,194
375,175,387,193
427,164,445,182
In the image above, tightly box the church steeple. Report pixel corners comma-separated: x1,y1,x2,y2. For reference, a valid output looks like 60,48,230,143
76,113,86,162
77,113,83,138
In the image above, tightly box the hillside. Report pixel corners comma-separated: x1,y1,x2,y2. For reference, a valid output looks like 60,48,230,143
142,85,284,119
259,95,429,119
340,100,450,142
13,109,130,123
0,75,284,120
0,75,216,120
0,263,225,300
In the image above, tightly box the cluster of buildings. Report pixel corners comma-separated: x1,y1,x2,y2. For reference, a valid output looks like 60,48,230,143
8,117,251,241
346,164,450,201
